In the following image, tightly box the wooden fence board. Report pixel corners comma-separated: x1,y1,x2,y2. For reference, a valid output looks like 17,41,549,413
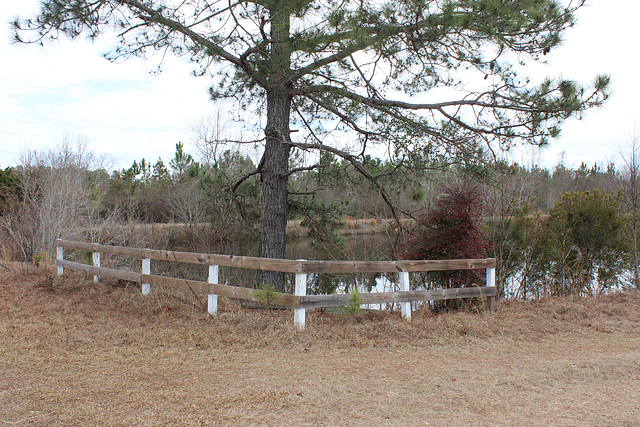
140,274,301,307
57,240,305,272
298,286,496,308
57,260,142,282
145,250,305,273
56,240,144,257
299,258,496,273
57,240,495,274
55,257,301,307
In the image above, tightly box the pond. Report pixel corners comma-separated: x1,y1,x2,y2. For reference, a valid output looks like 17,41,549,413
143,229,401,297
286,233,401,296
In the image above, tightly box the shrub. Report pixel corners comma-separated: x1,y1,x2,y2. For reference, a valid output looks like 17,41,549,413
545,189,628,295
399,183,489,289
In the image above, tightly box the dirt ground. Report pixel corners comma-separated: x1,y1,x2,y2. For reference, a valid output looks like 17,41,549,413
1,264,639,426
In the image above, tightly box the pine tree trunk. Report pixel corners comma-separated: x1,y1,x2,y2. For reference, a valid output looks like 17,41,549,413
256,1,292,291
256,89,291,291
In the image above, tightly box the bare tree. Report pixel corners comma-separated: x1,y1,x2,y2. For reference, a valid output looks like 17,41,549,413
0,134,112,261
617,130,640,288
189,109,234,166
166,181,208,229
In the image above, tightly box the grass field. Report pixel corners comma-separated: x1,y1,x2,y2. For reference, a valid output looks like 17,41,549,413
1,263,639,426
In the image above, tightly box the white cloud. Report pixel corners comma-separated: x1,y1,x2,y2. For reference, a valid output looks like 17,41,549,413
0,1,217,168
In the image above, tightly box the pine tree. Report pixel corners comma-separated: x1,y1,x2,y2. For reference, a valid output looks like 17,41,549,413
169,142,195,180
152,158,170,182
15,0,609,289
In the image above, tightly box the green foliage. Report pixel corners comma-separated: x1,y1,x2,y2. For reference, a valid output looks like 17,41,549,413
295,152,436,219
170,142,196,181
31,254,43,266
255,284,278,310
484,161,548,298
492,205,551,299
81,250,93,265
545,189,628,295
482,155,630,298
0,167,18,191
338,285,363,319
198,150,261,241
0,167,19,211
289,195,345,257
152,159,170,182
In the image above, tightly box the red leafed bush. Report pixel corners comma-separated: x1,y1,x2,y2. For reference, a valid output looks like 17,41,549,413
399,183,489,288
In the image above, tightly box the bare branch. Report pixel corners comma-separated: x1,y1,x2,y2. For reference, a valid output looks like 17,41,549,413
289,140,411,232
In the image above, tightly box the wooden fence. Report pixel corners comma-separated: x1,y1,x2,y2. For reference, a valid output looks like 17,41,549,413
55,239,497,330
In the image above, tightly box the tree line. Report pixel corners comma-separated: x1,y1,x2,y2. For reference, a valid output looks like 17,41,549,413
1,137,638,299
13,0,610,289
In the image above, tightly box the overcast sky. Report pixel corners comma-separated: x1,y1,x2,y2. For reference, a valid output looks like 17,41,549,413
1,1,638,170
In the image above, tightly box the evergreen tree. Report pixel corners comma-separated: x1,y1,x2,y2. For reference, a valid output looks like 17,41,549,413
546,189,628,295
152,158,170,182
169,142,195,180
0,167,19,211
15,0,609,289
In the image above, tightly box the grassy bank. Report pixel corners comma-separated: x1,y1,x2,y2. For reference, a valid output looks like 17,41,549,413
1,263,639,425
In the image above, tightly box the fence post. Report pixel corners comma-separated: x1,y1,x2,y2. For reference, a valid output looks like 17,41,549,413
141,258,151,295
486,267,496,312
208,265,219,316
56,246,64,276
92,251,100,283
294,260,307,331
400,271,411,321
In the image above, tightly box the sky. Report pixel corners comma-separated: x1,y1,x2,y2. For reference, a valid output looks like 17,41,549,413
1,1,638,171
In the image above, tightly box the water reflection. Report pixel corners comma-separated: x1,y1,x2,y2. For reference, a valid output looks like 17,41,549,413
286,232,394,262
162,230,402,297
287,233,398,296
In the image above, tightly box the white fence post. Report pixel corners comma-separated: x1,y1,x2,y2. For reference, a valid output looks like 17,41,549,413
486,267,495,287
56,246,64,276
92,251,100,283
141,258,151,295
294,260,307,331
208,265,219,316
400,271,411,321
486,267,496,311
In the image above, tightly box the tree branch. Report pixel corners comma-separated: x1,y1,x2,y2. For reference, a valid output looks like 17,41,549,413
289,140,410,232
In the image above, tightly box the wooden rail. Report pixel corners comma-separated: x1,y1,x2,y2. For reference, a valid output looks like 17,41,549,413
55,239,497,330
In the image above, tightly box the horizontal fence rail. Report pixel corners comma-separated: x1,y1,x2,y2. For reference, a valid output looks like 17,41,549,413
55,239,497,330
55,239,495,273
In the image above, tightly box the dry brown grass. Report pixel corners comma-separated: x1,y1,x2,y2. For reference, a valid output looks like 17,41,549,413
286,217,413,238
2,263,640,426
